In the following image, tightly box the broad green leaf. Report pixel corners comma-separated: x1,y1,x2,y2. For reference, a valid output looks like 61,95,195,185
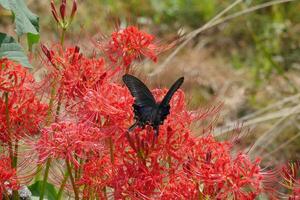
29,181,58,200
0,33,32,68
0,0,40,47
27,32,39,51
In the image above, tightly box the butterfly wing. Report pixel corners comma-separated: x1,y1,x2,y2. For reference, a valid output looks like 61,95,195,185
160,77,184,107
123,74,156,107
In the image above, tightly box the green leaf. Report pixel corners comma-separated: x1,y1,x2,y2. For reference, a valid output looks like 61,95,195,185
27,32,39,51
0,32,32,68
28,181,58,200
0,0,40,47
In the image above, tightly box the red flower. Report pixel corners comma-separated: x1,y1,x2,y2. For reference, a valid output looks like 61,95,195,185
0,58,27,92
35,122,105,167
59,55,107,99
104,26,158,68
280,162,300,199
77,156,114,199
0,155,19,198
0,59,48,143
0,90,48,143
78,83,133,128
41,44,115,100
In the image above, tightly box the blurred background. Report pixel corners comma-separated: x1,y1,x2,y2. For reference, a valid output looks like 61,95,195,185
1,0,300,165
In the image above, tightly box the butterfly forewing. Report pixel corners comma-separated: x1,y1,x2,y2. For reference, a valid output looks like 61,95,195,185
123,74,156,107
160,77,184,107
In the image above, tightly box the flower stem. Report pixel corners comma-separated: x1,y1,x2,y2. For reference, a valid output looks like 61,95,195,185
39,158,52,200
75,157,83,180
61,28,66,46
55,93,63,122
57,169,70,200
108,137,114,163
13,139,18,168
102,186,107,200
66,160,79,200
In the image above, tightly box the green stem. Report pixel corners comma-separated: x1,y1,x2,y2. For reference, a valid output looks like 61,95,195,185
167,155,172,176
75,157,83,180
66,160,79,200
12,191,19,200
137,149,146,166
108,137,114,164
13,139,18,168
39,158,52,200
102,186,107,200
57,170,70,200
61,28,66,46
55,93,63,122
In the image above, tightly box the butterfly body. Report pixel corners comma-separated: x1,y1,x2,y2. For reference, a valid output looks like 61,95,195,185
123,74,184,136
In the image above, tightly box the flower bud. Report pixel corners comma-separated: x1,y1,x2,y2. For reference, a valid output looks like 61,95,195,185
50,0,59,23
60,0,67,21
74,45,80,53
41,44,52,61
70,0,77,23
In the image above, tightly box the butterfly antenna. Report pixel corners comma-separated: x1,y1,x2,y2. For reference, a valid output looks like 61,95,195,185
128,121,138,132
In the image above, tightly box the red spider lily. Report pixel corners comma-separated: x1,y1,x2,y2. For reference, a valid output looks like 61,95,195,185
0,90,48,143
0,155,19,199
110,155,166,199
41,44,115,100
78,83,134,129
0,59,48,143
35,122,105,167
103,26,159,70
280,162,300,199
180,135,263,199
77,156,114,199
58,52,107,99
0,58,27,92
41,44,80,71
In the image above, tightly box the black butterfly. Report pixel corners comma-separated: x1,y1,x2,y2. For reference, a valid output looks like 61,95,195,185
123,74,184,136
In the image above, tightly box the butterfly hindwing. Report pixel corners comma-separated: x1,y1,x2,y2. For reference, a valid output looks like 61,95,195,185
122,74,156,107
160,77,184,107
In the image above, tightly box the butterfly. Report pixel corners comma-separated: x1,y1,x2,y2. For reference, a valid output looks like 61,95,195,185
123,74,184,136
